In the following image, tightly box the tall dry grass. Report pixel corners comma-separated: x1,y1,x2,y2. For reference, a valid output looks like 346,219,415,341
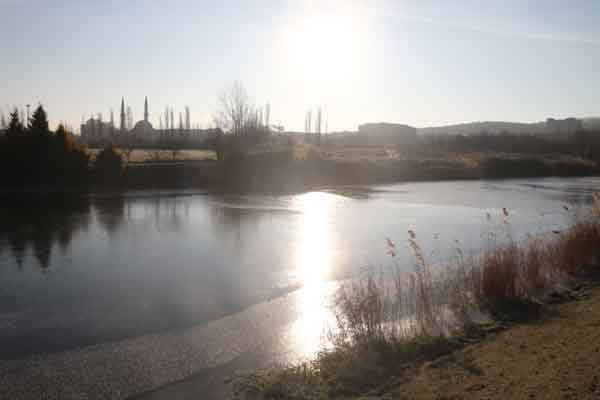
235,194,600,399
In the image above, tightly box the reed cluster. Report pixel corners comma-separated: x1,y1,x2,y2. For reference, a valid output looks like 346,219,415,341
235,195,600,399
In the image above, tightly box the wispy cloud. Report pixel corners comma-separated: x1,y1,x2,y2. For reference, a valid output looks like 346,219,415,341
386,8,600,47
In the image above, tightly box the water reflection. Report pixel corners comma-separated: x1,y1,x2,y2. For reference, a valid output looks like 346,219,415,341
293,192,332,286
287,192,337,359
140,196,190,232
95,197,127,235
0,197,91,269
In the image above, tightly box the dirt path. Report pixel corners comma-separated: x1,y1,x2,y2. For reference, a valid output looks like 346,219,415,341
391,284,600,399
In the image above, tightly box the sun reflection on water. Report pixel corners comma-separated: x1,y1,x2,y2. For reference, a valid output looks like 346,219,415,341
286,192,337,361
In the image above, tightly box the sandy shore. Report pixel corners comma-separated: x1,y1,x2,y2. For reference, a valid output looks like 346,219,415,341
388,282,600,399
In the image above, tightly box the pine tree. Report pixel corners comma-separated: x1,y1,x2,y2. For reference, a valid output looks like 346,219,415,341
29,105,50,140
7,108,24,139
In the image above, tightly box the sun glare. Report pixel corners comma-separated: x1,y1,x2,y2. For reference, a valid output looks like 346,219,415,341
293,191,333,287
286,191,337,360
285,13,358,83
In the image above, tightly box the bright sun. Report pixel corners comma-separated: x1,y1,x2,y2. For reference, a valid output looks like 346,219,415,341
285,13,358,83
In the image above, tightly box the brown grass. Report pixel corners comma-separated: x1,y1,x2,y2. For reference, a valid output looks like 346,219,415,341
234,195,600,400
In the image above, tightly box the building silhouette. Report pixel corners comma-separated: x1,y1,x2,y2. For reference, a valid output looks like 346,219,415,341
81,97,222,148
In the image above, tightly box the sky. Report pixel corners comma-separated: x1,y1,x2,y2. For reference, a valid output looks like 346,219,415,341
1,0,599,132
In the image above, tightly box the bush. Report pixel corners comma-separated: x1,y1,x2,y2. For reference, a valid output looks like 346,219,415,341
93,145,123,185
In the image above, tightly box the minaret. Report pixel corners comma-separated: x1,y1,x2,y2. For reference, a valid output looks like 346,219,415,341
144,96,149,122
120,97,126,133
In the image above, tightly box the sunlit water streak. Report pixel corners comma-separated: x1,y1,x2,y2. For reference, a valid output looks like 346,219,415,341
286,192,338,360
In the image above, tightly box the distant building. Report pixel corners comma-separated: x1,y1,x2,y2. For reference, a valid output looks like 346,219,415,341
80,118,115,146
545,118,582,138
358,123,418,146
81,97,221,148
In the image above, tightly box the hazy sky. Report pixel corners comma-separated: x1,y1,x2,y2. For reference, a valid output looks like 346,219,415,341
1,0,599,131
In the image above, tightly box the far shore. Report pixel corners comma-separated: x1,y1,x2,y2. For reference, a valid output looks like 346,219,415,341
1,150,599,196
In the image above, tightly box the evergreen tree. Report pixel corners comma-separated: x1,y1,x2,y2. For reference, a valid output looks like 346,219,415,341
7,109,24,139
29,105,50,140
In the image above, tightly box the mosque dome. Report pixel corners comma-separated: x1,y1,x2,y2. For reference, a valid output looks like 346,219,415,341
133,120,153,131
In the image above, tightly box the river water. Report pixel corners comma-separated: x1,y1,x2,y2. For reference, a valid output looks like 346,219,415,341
0,177,598,399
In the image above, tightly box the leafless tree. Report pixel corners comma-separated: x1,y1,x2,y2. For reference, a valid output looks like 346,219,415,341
185,106,191,130
305,109,312,134
214,81,253,136
164,106,170,130
126,106,133,130
109,109,115,139
315,106,322,144
265,102,270,133
170,108,175,133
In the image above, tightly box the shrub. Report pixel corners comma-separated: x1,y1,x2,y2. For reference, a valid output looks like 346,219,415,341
93,145,123,185
481,157,549,178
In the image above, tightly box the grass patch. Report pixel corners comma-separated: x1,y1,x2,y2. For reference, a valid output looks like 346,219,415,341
234,336,459,400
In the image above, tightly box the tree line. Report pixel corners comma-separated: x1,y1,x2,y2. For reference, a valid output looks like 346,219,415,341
420,130,600,160
0,105,122,189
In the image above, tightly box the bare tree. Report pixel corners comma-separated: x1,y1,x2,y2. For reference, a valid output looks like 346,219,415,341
315,106,322,144
110,109,115,139
126,106,133,130
185,106,191,130
170,108,175,133
305,109,312,134
265,102,270,133
164,106,170,130
214,81,253,136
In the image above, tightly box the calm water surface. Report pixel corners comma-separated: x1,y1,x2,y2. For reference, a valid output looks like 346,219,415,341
0,177,598,361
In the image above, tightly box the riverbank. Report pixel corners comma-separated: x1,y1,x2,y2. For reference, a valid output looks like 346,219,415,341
390,280,600,399
176,151,600,192
0,151,597,195
234,206,600,400
235,280,600,400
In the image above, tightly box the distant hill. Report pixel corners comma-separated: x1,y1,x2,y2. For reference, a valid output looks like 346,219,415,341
418,121,547,136
583,118,600,130
418,118,600,136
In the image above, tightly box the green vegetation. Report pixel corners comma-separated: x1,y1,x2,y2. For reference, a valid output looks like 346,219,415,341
234,195,600,399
